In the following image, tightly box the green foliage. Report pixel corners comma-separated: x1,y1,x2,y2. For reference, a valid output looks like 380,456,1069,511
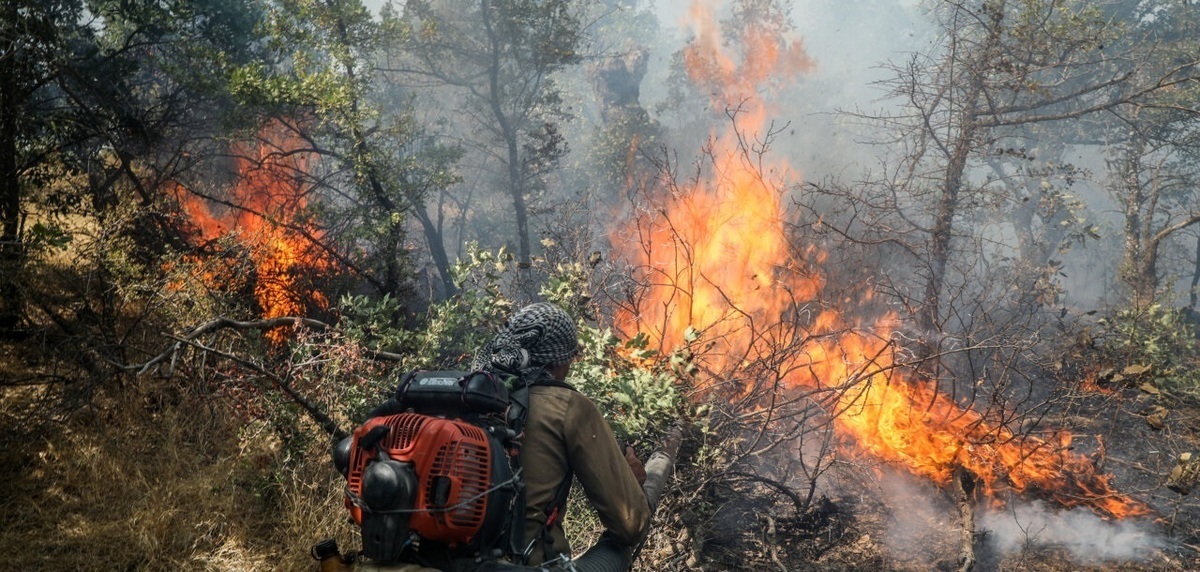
408,244,519,364
335,242,686,443
338,292,408,351
337,243,516,370
537,254,685,444
586,108,662,192
570,325,684,444
229,61,354,111
1097,302,1200,394
26,221,73,251
231,0,377,116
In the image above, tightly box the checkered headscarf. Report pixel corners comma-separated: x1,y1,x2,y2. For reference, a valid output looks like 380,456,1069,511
471,303,579,374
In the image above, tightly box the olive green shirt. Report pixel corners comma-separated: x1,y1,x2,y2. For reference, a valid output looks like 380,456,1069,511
519,384,651,565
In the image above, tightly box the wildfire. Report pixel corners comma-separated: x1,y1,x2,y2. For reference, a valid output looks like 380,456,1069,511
175,121,331,341
613,2,1148,519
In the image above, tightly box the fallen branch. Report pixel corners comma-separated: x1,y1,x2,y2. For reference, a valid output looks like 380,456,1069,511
763,514,787,572
954,465,977,572
726,470,809,516
169,334,348,440
120,317,330,376
120,315,407,376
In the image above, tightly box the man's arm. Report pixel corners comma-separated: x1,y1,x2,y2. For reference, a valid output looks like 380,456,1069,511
564,392,652,546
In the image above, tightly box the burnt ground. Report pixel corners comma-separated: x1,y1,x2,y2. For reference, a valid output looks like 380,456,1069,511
652,377,1200,572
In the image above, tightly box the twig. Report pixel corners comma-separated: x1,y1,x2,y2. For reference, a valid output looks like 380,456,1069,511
168,334,348,440
119,317,331,376
119,315,408,376
764,514,787,572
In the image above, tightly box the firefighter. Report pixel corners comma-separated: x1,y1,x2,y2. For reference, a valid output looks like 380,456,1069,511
471,302,651,567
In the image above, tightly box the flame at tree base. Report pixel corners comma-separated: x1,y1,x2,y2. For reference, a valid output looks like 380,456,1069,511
617,181,1150,519
830,357,1150,519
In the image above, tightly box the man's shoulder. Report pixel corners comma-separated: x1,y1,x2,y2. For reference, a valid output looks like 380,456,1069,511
528,383,598,414
528,382,579,400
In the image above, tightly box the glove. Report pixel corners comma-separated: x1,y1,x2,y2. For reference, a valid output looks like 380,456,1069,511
624,445,647,486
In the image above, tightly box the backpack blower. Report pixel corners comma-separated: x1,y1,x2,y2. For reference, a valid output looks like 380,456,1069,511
332,370,521,566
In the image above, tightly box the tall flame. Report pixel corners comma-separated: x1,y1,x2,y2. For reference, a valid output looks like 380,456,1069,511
614,2,1147,519
176,121,331,341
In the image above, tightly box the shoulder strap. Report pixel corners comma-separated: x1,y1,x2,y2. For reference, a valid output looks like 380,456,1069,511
507,375,578,564
503,379,531,561
504,374,575,434
503,373,580,564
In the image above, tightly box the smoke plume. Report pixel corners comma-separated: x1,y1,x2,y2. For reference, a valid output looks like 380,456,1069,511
978,501,1162,563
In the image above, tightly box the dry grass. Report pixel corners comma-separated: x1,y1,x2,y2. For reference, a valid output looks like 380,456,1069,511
12,342,1195,572
0,376,357,571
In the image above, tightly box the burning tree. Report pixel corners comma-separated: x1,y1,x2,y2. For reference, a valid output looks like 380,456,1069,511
216,0,471,302
611,1,1159,569
172,122,336,342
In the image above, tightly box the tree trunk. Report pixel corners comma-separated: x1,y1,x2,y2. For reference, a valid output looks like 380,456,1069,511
920,3,1004,351
954,465,977,572
923,124,974,338
1189,233,1200,314
413,204,457,298
0,58,24,334
505,133,531,268
1117,135,1157,303
482,0,532,268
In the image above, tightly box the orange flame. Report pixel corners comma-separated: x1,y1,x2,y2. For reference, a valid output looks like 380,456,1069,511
176,121,331,341
614,1,1147,519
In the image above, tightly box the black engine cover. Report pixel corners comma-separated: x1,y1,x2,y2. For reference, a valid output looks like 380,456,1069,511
361,459,418,563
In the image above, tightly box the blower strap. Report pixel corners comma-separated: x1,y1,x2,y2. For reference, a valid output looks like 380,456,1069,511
507,376,577,564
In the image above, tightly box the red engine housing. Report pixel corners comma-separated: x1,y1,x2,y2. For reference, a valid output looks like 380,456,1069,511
345,412,495,546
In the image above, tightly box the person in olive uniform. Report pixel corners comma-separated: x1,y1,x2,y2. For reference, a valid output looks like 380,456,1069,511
470,302,650,566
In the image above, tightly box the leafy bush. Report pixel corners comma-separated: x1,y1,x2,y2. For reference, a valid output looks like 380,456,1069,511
1096,302,1200,395
335,243,687,441
571,327,687,444
339,243,515,370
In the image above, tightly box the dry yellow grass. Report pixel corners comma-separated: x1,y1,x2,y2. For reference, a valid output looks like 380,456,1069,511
0,376,358,571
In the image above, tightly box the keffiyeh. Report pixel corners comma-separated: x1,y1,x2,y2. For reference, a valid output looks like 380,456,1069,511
472,303,579,374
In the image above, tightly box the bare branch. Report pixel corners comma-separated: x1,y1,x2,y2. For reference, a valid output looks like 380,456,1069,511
167,334,349,440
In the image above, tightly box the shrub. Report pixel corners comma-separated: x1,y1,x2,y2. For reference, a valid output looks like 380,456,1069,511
1096,302,1200,396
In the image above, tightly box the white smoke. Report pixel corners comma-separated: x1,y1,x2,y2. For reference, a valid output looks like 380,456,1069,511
978,501,1163,563
860,468,1164,566
875,469,957,566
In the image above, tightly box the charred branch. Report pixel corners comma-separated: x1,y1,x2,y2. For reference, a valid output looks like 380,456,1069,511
726,470,809,517
954,464,978,572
